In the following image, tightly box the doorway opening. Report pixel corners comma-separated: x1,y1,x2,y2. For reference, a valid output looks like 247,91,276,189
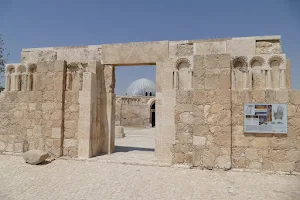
151,103,155,127
114,65,156,154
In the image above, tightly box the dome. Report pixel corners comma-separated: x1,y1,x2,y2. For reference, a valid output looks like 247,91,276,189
125,78,156,96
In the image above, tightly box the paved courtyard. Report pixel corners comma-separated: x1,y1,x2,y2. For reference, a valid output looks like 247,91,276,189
90,127,158,166
0,127,300,200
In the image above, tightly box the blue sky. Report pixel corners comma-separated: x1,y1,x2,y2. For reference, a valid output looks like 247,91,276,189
0,0,299,94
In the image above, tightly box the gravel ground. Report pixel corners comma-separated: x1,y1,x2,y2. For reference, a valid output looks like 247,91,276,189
1,128,300,200
0,155,300,200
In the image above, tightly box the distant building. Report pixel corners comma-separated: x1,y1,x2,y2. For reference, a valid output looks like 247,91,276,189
116,78,156,127
125,78,156,97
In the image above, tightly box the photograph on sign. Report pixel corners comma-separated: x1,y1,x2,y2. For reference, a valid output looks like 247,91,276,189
244,104,287,134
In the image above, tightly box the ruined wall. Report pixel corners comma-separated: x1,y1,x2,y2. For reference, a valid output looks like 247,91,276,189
11,35,299,173
0,61,66,157
164,36,299,172
115,96,153,127
77,61,107,158
62,62,82,157
172,54,232,170
232,90,300,172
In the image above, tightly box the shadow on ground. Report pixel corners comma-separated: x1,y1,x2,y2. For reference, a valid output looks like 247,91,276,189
115,146,154,152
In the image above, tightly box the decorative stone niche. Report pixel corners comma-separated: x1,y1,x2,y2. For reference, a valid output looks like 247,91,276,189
173,58,193,90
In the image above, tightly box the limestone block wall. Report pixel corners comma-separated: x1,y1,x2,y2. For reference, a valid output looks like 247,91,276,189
115,96,153,127
97,64,115,154
0,60,110,159
63,62,87,157
232,90,300,172
172,54,232,170
77,62,109,158
154,58,177,163
0,91,42,153
13,35,298,173
21,46,101,63
0,61,66,157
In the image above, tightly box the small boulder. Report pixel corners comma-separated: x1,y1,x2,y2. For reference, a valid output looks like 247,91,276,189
23,150,49,165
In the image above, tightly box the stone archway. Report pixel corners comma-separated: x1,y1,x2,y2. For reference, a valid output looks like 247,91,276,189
147,98,156,127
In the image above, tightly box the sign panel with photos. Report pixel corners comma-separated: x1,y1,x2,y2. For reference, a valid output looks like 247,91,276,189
244,104,287,134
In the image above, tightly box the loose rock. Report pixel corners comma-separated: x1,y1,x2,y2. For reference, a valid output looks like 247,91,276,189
23,150,49,165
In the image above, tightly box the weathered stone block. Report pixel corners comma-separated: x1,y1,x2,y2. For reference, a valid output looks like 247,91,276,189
295,161,300,172
288,105,296,117
14,143,24,153
214,132,231,148
268,150,286,162
249,161,262,169
232,135,250,147
192,90,207,105
23,150,49,165
177,132,191,144
63,139,78,148
0,141,6,151
272,162,295,172
21,50,57,63
269,138,293,150
268,90,289,103
193,149,202,167
289,91,300,104
218,73,231,89
286,150,300,162
155,141,173,163
101,41,168,65
227,38,256,55
205,75,219,89
193,136,206,146
245,148,259,161
176,90,192,104
193,125,209,136
176,123,193,133
51,128,62,139
202,149,216,169
214,90,231,104
176,44,193,56
232,126,244,135
179,112,195,124
193,55,205,89
174,152,185,163
204,54,231,69
251,137,268,148
215,155,231,169
194,41,226,55
56,46,100,63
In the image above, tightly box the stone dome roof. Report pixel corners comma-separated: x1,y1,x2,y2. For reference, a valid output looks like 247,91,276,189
125,78,156,96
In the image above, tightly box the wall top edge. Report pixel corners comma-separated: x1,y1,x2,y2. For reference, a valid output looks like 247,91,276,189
21,35,281,52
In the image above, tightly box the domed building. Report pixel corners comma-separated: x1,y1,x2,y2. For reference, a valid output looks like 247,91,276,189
115,78,156,129
125,78,156,97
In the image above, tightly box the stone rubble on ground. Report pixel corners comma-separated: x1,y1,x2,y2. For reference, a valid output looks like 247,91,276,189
23,149,49,165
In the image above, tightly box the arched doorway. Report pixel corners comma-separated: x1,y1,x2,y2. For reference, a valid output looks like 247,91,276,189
151,103,155,127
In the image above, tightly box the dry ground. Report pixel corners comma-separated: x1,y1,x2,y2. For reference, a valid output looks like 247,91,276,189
0,127,300,200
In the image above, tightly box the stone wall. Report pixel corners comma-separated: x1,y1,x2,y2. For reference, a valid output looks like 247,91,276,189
1,35,297,173
0,61,66,157
232,90,300,172
115,96,154,127
21,46,101,63
172,54,232,170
